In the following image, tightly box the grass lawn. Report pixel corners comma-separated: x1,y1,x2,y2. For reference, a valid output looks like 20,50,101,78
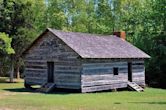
0,77,166,110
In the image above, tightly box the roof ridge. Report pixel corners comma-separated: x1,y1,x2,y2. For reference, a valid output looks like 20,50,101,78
48,28,114,37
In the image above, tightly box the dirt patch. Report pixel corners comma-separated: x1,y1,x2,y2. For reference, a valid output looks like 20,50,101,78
0,91,32,99
2,91,31,96
0,107,13,110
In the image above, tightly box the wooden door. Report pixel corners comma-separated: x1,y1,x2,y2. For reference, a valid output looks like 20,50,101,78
128,62,132,81
47,62,54,83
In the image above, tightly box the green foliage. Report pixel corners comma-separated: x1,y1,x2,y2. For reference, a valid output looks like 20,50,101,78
0,0,46,78
0,33,14,55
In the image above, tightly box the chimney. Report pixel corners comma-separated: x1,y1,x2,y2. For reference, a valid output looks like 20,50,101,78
113,31,126,40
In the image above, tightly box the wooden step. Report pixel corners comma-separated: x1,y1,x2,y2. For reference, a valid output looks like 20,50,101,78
127,81,144,92
37,83,56,93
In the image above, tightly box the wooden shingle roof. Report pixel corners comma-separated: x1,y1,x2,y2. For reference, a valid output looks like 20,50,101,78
23,28,150,59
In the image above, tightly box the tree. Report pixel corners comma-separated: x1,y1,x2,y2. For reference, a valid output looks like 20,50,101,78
0,0,44,80
0,32,14,82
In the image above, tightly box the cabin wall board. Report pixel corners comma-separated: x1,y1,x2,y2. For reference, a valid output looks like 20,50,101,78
132,60,145,86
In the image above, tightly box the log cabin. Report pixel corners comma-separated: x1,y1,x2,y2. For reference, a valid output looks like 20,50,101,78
22,28,150,93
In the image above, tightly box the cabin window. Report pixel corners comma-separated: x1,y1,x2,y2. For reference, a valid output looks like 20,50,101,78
113,68,119,75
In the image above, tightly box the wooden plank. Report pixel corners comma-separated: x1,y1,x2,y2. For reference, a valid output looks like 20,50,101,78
127,81,144,92
54,65,81,71
24,69,47,73
132,61,144,64
82,80,127,87
24,60,46,65
82,62,127,68
25,78,46,84
56,84,81,89
82,74,127,82
26,65,47,69
132,71,144,75
82,83,127,93
55,71,80,74
55,70,80,73
25,77,47,80
25,72,47,77
25,68,47,71
132,68,145,72
54,61,81,66
55,74,81,82
133,81,145,86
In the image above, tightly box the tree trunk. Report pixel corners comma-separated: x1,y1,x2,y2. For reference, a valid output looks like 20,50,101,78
0,66,2,76
9,55,14,83
9,60,14,82
16,64,20,79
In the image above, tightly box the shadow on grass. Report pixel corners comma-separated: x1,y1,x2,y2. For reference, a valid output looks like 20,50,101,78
3,88,34,93
3,87,81,95
3,87,130,95
129,102,166,105
114,102,121,104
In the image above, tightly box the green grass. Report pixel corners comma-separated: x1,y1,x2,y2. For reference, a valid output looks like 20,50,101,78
0,77,166,110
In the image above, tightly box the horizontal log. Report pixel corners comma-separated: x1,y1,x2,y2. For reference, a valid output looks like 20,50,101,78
54,61,81,66
82,80,127,87
54,65,81,71
25,57,43,60
132,77,145,81
56,84,81,89
132,73,145,77
82,83,127,93
82,74,127,82
25,76,47,80
26,65,47,69
133,81,145,86
25,72,47,77
132,68,144,72
82,62,127,68
25,68,47,71
132,61,144,64
55,73,81,82
25,78,46,85
24,61,46,65
133,71,145,76
55,71,80,74
132,65,144,68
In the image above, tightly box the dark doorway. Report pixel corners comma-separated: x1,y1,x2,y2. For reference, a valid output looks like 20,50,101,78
128,62,132,81
47,62,54,83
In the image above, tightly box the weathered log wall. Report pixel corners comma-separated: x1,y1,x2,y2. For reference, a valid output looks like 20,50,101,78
24,32,81,89
81,59,145,92
81,59,128,92
132,60,145,86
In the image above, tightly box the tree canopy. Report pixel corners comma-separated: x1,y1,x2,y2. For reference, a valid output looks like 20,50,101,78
0,33,14,55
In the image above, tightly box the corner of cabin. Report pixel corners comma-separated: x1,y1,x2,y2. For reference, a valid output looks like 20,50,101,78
24,31,82,89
